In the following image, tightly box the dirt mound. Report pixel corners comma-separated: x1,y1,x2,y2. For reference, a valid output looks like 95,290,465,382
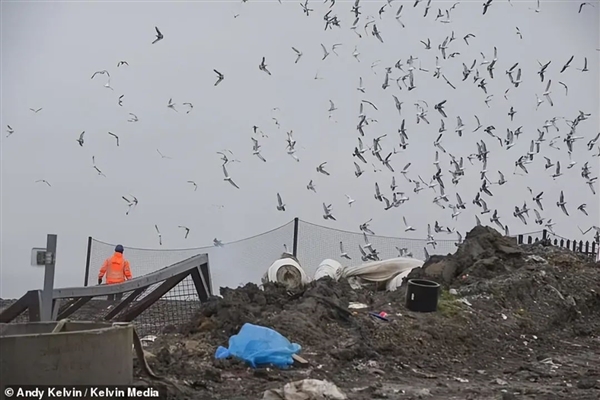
408,225,526,285
181,278,373,347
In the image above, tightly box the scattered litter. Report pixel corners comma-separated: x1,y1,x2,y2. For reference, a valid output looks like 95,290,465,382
454,377,469,383
449,288,458,295
411,368,437,379
348,302,368,309
368,311,389,322
501,313,508,320
414,388,431,397
262,379,347,400
457,298,472,306
526,255,547,263
494,378,508,386
140,335,157,345
215,323,301,368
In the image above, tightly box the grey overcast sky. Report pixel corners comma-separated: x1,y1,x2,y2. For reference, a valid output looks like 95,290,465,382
1,0,598,299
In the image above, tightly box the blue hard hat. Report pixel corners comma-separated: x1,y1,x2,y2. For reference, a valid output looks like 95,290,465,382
115,244,124,253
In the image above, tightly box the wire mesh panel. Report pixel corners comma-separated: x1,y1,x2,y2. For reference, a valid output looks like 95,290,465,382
87,220,296,293
295,219,457,277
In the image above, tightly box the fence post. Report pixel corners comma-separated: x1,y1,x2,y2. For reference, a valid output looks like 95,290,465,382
83,236,92,287
40,234,58,321
292,217,299,257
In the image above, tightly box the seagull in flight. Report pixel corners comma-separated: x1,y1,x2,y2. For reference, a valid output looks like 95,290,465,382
76,131,85,147
152,27,164,44
321,44,330,60
213,238,224,247
35,180,51,187
322,202,336,221
345,194,355,207
579,2,594,13
178,226,191,239
317,162,330,175
6,125,14,137
259,57,271,75
107,132,119,146
154,225,162,246
167,98,177,112
183,102,193,114
91,70,110,80
276,193,286,211
29,108,42,113
213,69,224,86
339,241,351,260
292,47,303,63
187,181,197,191
117,61,129,67
156,149,172,159
403,216,416,232
556,190,569,216
122,195,138,215
222,164,240,189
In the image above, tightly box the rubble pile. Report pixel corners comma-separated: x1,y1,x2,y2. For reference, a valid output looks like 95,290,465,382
138,225,600,400
407,225,527,284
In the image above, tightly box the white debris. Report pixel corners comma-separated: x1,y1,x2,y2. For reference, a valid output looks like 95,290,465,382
348,302,368,309
262,379,347,400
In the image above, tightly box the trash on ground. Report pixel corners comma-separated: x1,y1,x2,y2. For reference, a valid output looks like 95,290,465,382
348,302,368,309
262,379,347,400
215,323,301,368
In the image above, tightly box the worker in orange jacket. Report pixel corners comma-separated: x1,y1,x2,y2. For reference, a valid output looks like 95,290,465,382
98,244,132,290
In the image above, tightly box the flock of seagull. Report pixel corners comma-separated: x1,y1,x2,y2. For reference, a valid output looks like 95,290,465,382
7,0,600,261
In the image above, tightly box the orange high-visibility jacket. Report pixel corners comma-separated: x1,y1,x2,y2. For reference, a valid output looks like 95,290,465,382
98,252,132,284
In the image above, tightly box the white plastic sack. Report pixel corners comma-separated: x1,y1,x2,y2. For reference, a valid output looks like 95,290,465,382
313,259,343,281
342,257,424,283
386,267,414,292
262,255,310,290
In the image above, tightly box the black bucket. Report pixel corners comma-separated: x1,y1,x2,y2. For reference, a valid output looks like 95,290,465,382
405,279,440,312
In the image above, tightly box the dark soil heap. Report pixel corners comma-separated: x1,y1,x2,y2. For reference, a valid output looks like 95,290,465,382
407,225,526,285
181,278,375,347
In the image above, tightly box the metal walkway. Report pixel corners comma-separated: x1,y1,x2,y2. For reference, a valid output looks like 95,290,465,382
0,253,211,325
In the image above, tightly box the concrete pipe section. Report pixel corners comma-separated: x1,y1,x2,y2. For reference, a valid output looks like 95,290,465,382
0,321,133,396
405,279,441,313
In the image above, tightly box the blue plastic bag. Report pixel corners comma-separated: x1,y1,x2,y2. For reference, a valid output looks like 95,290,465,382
215,323,301,368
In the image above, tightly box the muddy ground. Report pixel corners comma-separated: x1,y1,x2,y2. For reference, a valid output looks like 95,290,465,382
2,226,599,399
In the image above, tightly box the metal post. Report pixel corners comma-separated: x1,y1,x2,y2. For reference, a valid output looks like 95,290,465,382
84,236,92,286
40,234,58,321
292,217,299,257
